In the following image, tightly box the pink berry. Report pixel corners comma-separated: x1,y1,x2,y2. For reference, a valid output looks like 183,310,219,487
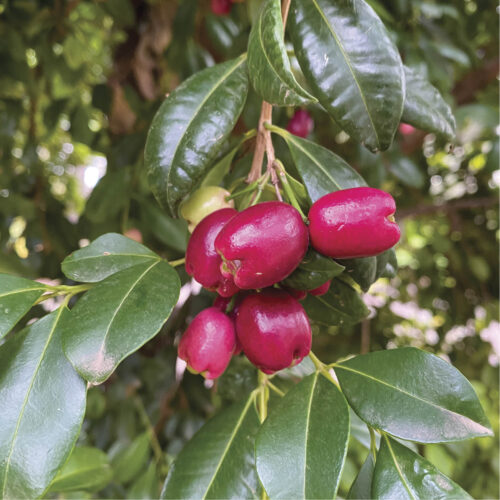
287,110,314,138
308,187,400,259
178,307,236,379
308,280,331,296
185,208,239,297
211,0,232,15
215,201,308,289
235,289,312,374
399,123,416,136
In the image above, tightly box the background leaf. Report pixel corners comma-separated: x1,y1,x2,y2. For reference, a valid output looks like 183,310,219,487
62,260,180,383
145,55,249,215
0,309,87,498
256,372,349,499
0,274,46,339
373,435,472,499
335,347,493,443
347,453,374,499
402,66,456,142
62,233,160,283
161,394,261,499
302,278,369,326
47,446,113,493
112,432,151,484
247,0,314,105
289,0,404,151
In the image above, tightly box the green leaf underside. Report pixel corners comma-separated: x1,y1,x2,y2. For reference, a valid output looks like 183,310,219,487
0,274,46,339
280,131,366,202
145,55,249,215
48,446,112,493
61,233,159,283
0,309,87,499
256,372,349,499
372,435,472,499
289,0,404,151
336,347,493,443
247,0,314,105
284,249,345,290
402,66,456,142
302,278,369,326
161,395,261,499
347,453,374,499
62,260,180,384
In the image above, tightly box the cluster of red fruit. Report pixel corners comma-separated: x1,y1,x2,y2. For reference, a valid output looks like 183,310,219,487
178,186,400,379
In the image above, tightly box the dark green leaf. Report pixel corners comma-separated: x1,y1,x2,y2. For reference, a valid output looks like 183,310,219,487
62,233,160,283
0,274,46,339
145,56,249,215
283,249,345,290
161,394,261,499
112,432,151,484
375,249,397,281
373,435,472,499
339,257,378,292
336,347,493,443
62,260,180,383
0,309,87,498
275,129,366,202
347,453,374,499
289,0,404,151
256,372,349,499
402,66,456,142
247,0,314,105
48,446,113,493
302,278,369,326
388,156,426,188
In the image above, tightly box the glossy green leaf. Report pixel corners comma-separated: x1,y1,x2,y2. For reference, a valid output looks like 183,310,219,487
247,0,314,106
289,0,405,151
256,372,349,499
127,462,159,499
47,446,113,493
402,66,456,142
145,55,249,215
275,130,366,202
302,278,369,326
373,435,472,499
375,248,397,281
161,394,261,499
336,347,493,443
62,260,180,384
61,233,160,283
112,432,151,484
339,257,378,292
0,309,87,498
283,249,345,290
347,453,374,499
0,274,46,339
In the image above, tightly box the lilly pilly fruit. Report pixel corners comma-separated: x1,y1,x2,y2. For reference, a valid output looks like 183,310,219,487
308,187,400,259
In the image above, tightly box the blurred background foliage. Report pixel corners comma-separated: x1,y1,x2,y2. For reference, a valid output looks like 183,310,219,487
0,0,498,498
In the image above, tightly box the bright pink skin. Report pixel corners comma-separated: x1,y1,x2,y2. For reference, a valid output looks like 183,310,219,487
287,110,314,138
185,208,239,297
211,0,232,15
178,307,236,379
399,123,416,136
235,289,312,374
215,201,309,289
308,187,400,259
309,280,331,296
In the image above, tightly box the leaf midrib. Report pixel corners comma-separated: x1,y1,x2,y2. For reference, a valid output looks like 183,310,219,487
0,287,46,299
65,253,158,265
203,395,254,498
302,372,318,498
166,55,246,210
309,0,380,147
384,435,416,500
1,307,65,497
336,364,491,432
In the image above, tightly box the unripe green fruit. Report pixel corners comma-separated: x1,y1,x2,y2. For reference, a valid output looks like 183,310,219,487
181,186,234,232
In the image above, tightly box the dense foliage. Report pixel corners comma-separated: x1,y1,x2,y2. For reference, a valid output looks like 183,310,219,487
0,0,498,498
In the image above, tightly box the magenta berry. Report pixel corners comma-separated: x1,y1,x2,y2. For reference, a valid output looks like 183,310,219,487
287,109,314,138
309,280,331,296
308,187,400,259
211,0,232,15
215,201,308,289
235,289,312,374
185,208,239,297
178,307,236,379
